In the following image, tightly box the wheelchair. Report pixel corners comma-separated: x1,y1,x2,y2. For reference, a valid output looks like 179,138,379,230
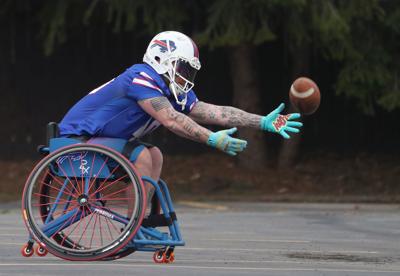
21,123,184,263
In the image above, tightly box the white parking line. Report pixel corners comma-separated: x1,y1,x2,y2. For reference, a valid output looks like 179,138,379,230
0,233,389,247
195,238,310,243
177,201,229,211
0,263,399,274
0,257,348,265
0,241,379,255
0,227,25,231
0,234,310,243
114,258,356,265
179,247,380,254
0,233,26,237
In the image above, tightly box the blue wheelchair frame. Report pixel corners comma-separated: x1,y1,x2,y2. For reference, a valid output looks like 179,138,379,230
26,137,185,259
128,177,184,250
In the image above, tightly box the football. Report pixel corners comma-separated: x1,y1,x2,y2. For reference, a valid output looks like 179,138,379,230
289,77,321,115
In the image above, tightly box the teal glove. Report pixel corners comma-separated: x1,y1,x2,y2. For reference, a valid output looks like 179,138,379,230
207,127,247,156
260,103,303,139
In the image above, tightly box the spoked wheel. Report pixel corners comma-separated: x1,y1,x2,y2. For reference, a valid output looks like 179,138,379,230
22,144,146,261
101,246,137,261
102,189,161,261
38,172,76,249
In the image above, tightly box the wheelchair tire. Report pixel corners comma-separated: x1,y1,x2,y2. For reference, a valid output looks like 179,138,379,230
22,144,147,261
101,192,161,261
101,246,137,261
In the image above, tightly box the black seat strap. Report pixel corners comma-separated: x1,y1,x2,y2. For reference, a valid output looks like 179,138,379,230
142,214,173,227
121,141,138,159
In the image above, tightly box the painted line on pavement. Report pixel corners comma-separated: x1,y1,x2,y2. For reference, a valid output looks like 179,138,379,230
177,201,229,211
0,241,379,254
0,233,311,243
0,263,399,274
196,238,310,243
179,247,380,254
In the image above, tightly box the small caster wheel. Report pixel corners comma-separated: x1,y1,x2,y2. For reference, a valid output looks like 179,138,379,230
21,244,34,257
165,251,175,263
35,245,48,257
164,247,175,263
153,250,166,263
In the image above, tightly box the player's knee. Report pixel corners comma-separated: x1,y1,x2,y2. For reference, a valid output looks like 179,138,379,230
135,147,153,172
149,146,163,170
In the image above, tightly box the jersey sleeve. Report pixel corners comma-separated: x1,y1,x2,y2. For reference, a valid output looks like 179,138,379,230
126,74,165,101
182,90,199,114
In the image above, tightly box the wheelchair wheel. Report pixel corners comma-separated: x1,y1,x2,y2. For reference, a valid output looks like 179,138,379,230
101,188,161,261
22,144,146,261
101,246,137,261
37,171,76,249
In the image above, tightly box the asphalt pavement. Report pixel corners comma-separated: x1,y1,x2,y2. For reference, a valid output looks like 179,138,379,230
0,201,399,276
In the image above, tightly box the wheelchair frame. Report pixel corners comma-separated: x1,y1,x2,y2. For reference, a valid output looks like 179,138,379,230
21,123,185,263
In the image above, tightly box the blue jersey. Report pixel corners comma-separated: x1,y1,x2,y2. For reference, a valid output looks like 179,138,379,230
59,63,198,139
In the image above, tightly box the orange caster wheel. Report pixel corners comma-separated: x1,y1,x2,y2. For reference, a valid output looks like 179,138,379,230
21,244,34,257
153,248,175,264
165,251,175,263
35,245,48,257
153,250,166,263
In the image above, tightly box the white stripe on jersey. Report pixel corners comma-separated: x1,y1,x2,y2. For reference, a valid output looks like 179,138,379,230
139,72,153,80
132,78,163,93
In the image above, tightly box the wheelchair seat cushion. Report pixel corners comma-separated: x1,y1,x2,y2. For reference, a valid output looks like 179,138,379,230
49,137,83,152
49,137,151,163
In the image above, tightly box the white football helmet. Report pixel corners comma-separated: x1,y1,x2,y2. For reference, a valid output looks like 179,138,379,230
143,31,201,107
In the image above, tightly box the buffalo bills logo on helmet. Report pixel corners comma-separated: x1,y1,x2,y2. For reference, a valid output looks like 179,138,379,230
151,40,177,53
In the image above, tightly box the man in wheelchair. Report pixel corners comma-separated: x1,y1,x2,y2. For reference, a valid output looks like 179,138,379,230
21,30,303,262
58,31,302,200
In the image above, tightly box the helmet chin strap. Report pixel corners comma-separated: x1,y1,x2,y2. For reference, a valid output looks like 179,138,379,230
162,73,187,110
169,82,187,110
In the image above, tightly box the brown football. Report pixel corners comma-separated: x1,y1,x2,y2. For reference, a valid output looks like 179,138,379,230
289,77,321,115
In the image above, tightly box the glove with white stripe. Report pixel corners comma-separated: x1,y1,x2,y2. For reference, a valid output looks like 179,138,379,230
207,127,247,156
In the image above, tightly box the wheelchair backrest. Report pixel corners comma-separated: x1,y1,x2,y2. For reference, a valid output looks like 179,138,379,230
47,122,59,146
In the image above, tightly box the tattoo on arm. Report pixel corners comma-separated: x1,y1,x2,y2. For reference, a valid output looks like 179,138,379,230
150,97,170,111
190,101,261,128
139,97,211,143
166,108,206,141
222,106,260,128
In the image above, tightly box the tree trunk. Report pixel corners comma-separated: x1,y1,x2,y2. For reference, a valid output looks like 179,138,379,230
229,44,268,169
278,44,310,169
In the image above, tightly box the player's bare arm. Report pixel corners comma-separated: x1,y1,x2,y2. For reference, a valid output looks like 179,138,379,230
189,101,262,128
139,97,247,155
139,97,211,143
190,101,304,139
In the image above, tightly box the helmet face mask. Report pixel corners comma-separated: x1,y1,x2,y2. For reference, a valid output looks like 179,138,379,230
168,57,200,102
143,31,201,107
